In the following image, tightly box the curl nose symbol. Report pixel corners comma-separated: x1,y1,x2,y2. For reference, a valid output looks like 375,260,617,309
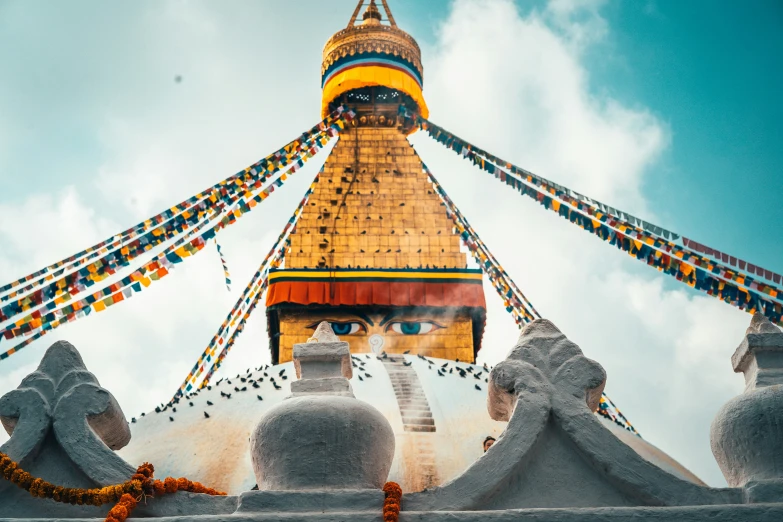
369,334,385,354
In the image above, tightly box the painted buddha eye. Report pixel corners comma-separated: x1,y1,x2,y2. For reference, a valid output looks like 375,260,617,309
328,322,364,335
387,322,441,335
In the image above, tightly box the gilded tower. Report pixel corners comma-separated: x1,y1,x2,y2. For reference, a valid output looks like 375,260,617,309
266,0,486,364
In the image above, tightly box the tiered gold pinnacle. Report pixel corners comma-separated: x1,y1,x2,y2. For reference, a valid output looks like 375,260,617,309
286,125,466,270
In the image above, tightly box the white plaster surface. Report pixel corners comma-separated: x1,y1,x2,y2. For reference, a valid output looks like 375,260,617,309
119,355,704,494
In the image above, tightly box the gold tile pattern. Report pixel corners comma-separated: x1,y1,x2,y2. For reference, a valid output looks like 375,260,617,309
286,126,467,269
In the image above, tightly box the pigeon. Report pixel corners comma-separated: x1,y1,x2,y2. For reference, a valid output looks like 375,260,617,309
207,386,212,390
364,373,372,378
252,382,260,389
475,384,482,391
441,363,448,368
241,386,247,392
169,416,174,422
279,369,286,376
483,363,489,371
437,370,445,377
474,373,482,380
282,375,288,380
207,400,213,406
240,377,247,383
403,361,412,367
485,378,488,382
403,350,411,354
189,402,193,407
141,413,146,417
227,379,232,385
155,406,161,413
257,395,263,401
449,368,453,374
358,375,364,381
234,387,240,392
226,393,232,399
466,367,473,373
131,418,136,423
273,382,282,390
204,412,210,418
264,372,268,377
456,359,460,363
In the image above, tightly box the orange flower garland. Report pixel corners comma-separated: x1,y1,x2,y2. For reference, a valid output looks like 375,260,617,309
382,481,402,522
0,451,224,521
0,451,141,506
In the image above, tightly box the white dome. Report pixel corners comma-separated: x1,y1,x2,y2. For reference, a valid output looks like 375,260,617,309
119,355,703,493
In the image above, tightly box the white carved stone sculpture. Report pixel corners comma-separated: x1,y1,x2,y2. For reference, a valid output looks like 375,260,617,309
250,321,395,490
711,313,783,488
406,319,738,511
0,340,135,517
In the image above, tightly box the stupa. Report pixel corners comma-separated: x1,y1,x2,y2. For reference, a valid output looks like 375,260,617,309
1,1,782,521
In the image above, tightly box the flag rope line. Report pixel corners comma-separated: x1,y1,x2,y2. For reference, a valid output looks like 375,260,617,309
0,127,331,346
170,168,326,400
0,108,351,325
419,162,539,324
411,115,782,326
215,241,232,291
0,112,354,362
407,112,783,289
418,155,638,435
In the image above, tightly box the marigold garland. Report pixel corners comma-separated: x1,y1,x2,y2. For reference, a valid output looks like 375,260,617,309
0,451,225,521
382,481,402,522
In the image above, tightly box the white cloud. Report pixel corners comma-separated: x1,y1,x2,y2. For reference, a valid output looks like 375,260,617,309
410,0,746,486
0,0,750,489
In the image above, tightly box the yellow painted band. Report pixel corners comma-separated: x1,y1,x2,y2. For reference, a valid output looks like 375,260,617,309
268,270,481,281
321,64,429,120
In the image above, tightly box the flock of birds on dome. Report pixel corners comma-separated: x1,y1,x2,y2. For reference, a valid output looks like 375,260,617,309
132,354,494,424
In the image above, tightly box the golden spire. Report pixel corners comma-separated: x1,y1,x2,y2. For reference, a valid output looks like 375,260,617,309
347,0,397,28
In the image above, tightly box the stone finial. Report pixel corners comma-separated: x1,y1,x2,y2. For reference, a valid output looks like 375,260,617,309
250,324,395,491
746,312,782,335
711,313,783,489
731,313,783,391
488,319,606,422
0,341,135,486
309,321,340,343
292,321,353,396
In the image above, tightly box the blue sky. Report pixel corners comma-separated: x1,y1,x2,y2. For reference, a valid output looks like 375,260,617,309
398,0,783,270
0,0,781,487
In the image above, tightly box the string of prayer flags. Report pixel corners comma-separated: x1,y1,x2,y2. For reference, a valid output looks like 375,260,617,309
409,112,783,294
0,117,348,363
0,106,353,321
171,170,324,400
418,162,540,325
215,241,232,291
414,115,783,326
598,394,640,436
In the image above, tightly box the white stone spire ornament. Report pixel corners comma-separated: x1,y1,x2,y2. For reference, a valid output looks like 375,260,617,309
250,321,395,491
711,313,783,493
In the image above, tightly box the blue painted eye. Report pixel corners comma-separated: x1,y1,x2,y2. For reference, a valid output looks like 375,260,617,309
329,322,363,335
389,322,438,335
